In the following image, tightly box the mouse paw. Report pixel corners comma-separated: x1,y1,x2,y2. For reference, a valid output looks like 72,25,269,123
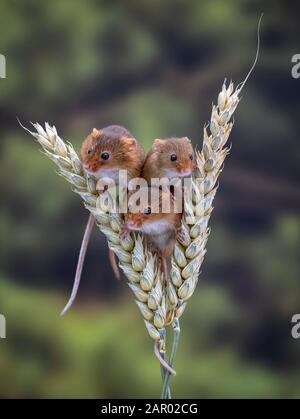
119,227,130,241
176,227,186,243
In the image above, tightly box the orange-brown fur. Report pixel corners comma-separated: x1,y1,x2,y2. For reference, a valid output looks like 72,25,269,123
124,187,182,258
142,137,194,183
81,125,145,180
80,125,145,281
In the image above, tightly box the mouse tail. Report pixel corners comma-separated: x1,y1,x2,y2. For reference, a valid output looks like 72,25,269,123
60,213,95,316
154,340,176,376
160,258,168,283
108,248,121,280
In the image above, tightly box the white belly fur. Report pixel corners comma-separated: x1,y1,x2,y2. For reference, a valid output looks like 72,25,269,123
142,221,175,251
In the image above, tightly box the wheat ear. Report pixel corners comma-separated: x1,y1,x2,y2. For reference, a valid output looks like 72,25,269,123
157,81,240,398
20,121,171,344
162,16,261,393
167,11,262,318
168,80,240,318
21,121,177,394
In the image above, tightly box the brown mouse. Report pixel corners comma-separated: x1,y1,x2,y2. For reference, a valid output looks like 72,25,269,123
142,137,194,184
61,126,145,316
81,125,145,274
121,186,182,281
81,125,145,182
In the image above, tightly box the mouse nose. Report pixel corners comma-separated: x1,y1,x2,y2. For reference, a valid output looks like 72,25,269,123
180,168,192,176
177,163,192,176
127,220,138,229
83,163,95,172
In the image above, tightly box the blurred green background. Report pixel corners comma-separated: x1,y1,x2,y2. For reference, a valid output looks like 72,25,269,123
0,0,299,398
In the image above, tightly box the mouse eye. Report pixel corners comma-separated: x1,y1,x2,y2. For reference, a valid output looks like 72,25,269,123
189,153,193,161
144,207,152,215
170,154,177,162
101,152,110,160
87,148,93,155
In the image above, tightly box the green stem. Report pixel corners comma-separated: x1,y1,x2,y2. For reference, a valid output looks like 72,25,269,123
161,319,180,399
159,329,171,399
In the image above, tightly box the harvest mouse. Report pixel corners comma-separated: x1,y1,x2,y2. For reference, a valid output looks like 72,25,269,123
121,186,182,281
61,125,145,315
142,137,194,184
81,125,145,181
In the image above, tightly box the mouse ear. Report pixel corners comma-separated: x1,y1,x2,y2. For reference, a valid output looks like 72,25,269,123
120,136,136,146
92,128,101,139
153,138,164,146
183,136,191,143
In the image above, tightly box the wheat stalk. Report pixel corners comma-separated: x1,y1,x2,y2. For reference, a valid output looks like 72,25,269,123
159,81,240,397
160,12,262,395
21,80,242,399
20,10,262,397
20,81,240,397
21,120,179,391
